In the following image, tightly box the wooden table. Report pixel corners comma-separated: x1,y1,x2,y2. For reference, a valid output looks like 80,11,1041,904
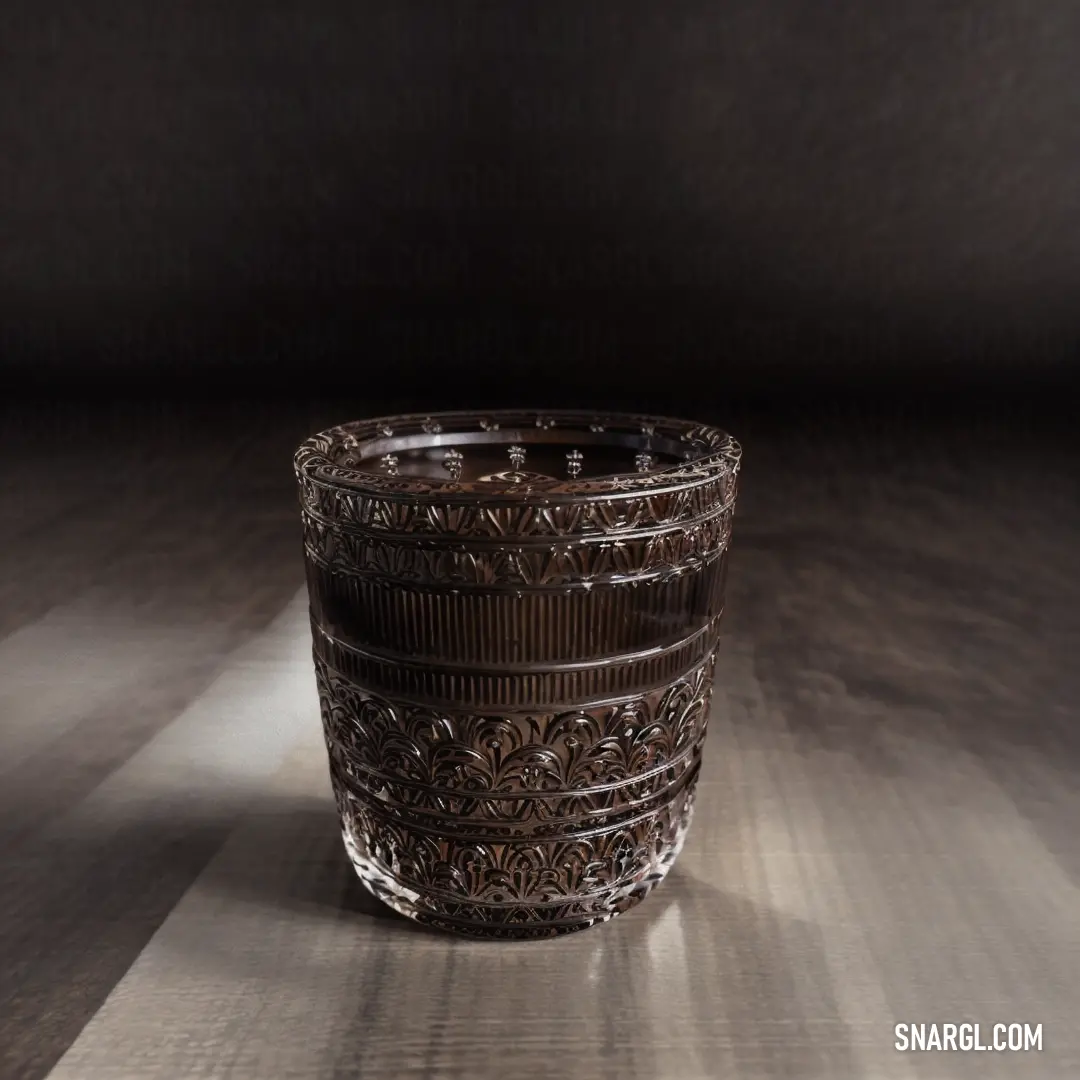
2,403,1077,1080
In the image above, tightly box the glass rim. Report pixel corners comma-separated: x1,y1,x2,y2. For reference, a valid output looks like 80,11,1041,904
294,409,741,502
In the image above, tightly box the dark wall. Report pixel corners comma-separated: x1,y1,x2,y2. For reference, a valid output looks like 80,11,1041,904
1,0,1077,402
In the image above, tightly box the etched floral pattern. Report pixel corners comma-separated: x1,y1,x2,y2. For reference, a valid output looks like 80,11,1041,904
297,470,736,541
318,656,709,936
301,504,733,587
317,656,712,804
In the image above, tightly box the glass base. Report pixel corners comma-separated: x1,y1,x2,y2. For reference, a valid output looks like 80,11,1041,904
340,798,694,940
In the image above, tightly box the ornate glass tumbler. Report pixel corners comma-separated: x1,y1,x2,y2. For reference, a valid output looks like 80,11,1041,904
295,410,741,939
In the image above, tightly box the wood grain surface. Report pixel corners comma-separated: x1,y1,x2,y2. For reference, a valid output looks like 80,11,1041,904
1,404,1077,1080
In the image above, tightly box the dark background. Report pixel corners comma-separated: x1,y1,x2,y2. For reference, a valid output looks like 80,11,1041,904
1,0,1077,413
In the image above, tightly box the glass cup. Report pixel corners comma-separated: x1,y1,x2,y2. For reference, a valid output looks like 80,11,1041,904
295,410,741,938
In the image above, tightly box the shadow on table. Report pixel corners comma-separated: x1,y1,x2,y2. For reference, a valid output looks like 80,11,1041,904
200,792,444,937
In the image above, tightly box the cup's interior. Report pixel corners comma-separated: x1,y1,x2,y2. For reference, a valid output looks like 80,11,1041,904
340,428,691,483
